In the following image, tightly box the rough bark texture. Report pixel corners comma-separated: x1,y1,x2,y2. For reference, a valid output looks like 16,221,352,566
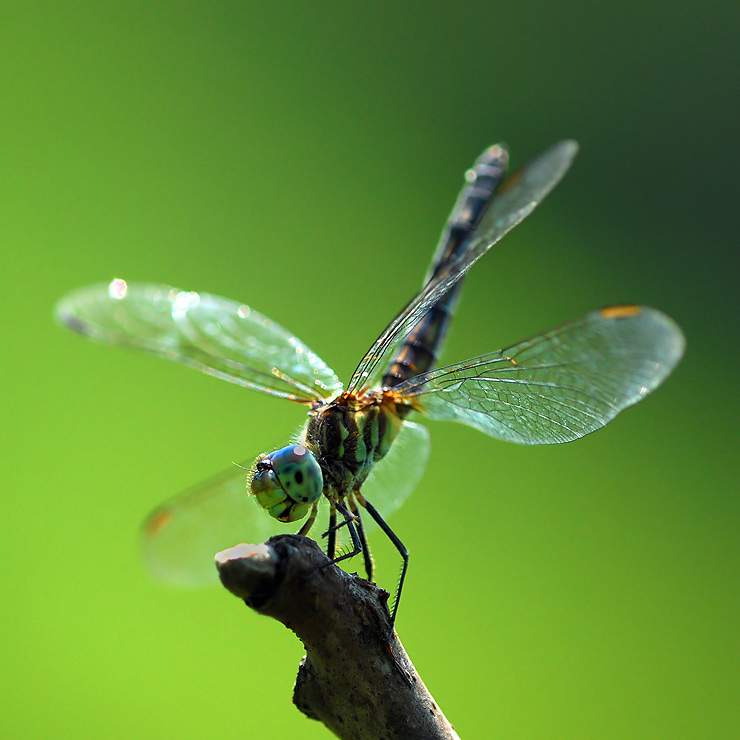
216,535,460,740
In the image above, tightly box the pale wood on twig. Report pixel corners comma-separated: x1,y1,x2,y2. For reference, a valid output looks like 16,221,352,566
216,534,460,740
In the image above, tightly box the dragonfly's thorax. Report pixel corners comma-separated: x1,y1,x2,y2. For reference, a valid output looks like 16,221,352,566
306,391,406,497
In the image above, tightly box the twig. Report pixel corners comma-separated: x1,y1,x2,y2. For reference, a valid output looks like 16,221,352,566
216,534,460,740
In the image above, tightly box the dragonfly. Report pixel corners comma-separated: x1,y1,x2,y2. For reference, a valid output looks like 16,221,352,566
56,140,685,628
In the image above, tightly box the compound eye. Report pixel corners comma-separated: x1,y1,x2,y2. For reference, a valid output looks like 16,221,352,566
249,444,323,522
270,445,323,505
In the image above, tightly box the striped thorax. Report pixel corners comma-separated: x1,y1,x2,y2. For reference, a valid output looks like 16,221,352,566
304,391,405,499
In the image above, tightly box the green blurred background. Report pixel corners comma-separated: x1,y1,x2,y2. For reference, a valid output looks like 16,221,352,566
2,2,738,738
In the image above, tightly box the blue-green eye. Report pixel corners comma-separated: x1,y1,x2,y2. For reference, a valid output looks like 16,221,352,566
250,444,323,522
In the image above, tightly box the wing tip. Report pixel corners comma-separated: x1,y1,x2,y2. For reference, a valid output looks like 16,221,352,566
550,139,580,171
54,294,88,335
600,304,686,375
559,138,580,156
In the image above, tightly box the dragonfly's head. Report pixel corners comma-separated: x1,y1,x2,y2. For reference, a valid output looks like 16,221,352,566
249,444,323,522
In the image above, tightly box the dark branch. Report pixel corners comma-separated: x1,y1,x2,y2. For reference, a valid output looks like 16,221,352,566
216,534,460,740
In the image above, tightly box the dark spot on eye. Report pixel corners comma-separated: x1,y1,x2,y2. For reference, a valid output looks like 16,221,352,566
295,471,304,484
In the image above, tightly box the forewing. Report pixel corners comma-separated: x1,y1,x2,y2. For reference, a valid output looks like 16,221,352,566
142,421,430,585
141,462,293,587
395,306,685,444
56,281,342,403
346,140,579,393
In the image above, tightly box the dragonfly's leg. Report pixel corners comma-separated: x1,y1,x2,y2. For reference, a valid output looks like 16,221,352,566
326,504,337,560
303,503,362,587
355,490,408,634
322,505,356,537
324,500,362,566
296,501,319,537
322,502,361,561
348,491,373,582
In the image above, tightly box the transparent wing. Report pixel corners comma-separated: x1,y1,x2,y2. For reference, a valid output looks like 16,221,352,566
56,280,343,403
394,306,685,444
328,421,430,552
141,461,282,587
354,420,430,527
141,421,430,587
346,140,579,394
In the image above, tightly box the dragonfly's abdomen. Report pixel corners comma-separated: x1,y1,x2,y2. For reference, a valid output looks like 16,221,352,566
306,396,403,493
382,144,509,388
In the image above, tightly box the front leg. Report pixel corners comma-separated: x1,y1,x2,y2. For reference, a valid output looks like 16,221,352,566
323,500,363,567
349,490,373,581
